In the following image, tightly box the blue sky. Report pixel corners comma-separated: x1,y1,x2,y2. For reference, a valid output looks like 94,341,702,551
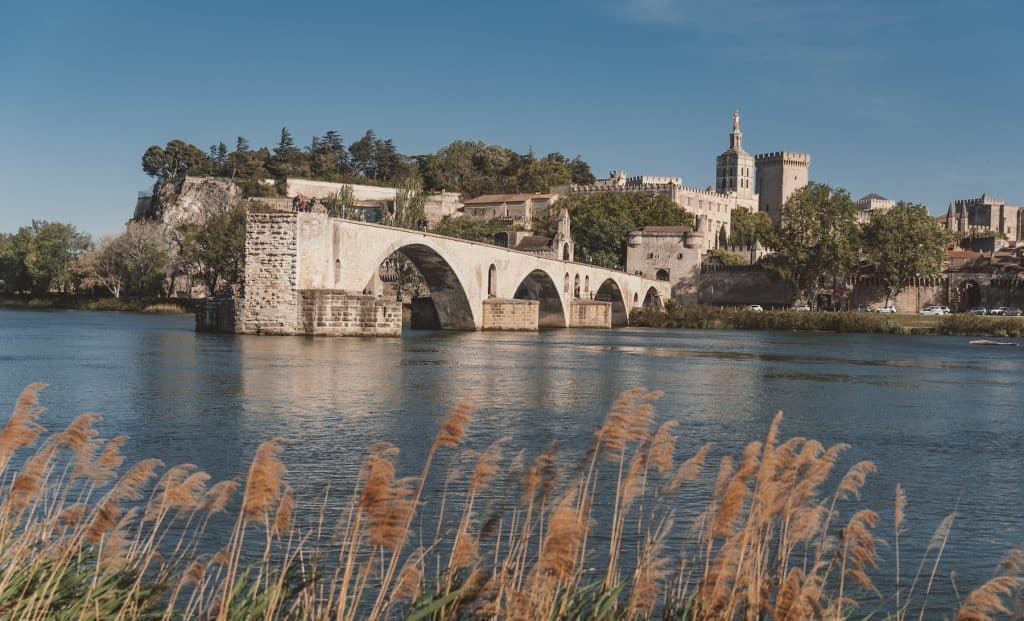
2,0,1022,236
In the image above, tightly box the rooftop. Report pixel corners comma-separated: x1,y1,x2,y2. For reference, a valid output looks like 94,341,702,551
464,193,558,205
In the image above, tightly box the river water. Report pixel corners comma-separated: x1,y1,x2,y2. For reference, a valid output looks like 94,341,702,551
1,308,1022,612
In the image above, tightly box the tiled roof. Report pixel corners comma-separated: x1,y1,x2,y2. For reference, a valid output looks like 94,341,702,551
947,250,982,259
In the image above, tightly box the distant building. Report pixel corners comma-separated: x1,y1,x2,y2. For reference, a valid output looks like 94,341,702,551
854,193,896,224
938,193,1023,248
500,207,574,260
625,225,705,303
462,193,559,227
755,151,811,227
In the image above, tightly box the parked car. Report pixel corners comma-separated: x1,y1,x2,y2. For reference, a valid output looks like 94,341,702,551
1004,308,1023,317
746,304,764,312
990,307,1010,316
919,305,946,316
873,305,897,314
852,305,871,313
968,307,988,315
792,303,811,311
938,306,952,314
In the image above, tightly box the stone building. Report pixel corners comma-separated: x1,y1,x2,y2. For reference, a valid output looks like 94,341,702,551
937,193,1024,248
715,111,757,212
625,225,705,302
559,171,734,252
501,206,575,260
755,151,811,227
462,193,559,227
854,193,896,224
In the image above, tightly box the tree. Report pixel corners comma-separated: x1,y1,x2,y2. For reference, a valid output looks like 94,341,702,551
76,222,175,298
142,140,214,178
718,226,728,249
0,232,29,294
862,202,957,305
765,182,860,306
533,193,692,270
176,205,247,295
349,130,379,178
729,208,774,248
0,221,91,295
431,217,512,244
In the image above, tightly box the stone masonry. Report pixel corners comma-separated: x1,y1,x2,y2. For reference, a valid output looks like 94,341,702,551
481,298,540,330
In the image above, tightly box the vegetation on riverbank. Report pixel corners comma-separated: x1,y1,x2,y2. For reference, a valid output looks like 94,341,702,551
0,384,1018,619
0,296,191,314
630,303,1024,337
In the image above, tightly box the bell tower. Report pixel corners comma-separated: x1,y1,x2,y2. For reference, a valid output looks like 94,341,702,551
716,110,756,210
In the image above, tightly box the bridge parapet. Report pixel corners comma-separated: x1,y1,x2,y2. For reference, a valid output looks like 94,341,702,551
204,210,670,336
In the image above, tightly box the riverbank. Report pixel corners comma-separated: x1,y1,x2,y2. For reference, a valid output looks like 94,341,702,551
629,303,1024,337
0,296,191,314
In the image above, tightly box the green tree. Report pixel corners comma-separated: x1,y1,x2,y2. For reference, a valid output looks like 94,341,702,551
862,202,957,305
729,208,774,248
533,193,692,269
142,140,214,178
765,182,860,305
431,217,512,244
0,232,29,293
1,221,92,295
176,205,247,295
76,222,175,298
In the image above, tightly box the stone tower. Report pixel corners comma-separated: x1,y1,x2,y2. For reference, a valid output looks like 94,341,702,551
716,110,756,211
755,151,811,227
553,206,574,261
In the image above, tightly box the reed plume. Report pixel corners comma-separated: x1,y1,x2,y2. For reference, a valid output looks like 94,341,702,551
240,439,287,524
0,383,46,467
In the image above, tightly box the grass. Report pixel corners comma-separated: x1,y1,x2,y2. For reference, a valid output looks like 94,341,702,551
0,384,1019,619
142,303,188,314
631,303,1024,338
1,296,197,314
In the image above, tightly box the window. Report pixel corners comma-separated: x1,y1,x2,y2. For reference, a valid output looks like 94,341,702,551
648,253,654,259
677,253,683,259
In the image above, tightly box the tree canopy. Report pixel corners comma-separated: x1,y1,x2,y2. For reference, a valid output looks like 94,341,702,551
176,205,247,295
533,193,692,270
75,222,174,298
764,182,860,305
862,202,957,304
0,221,91,295
729,208,775,248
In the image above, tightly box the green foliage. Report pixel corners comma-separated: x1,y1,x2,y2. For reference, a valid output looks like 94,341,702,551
729,208,774,248
142,139,216,178
862,202,957,304
707,248,747,267
533,193,692,270
431,217,512,244
0,221,91,295
765,182,860,302
176,204,247,294
630,303,903,334
416,141,593,196
936,313,1024,337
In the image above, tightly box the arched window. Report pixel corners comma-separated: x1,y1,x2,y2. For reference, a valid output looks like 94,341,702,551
487,264,497,297
574,274,581,298
633,292,639,306
562,244,570,260
656,269,670,281
334,259,341,284
584,275,590,292
564,272,570,293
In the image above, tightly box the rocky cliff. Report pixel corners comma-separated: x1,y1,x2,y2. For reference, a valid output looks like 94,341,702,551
134,175,242,228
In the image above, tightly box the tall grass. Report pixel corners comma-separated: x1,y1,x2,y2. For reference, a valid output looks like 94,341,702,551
0,384,1018,619
631,304,902,334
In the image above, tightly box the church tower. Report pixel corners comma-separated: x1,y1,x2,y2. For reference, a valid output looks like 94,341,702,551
553,205,574,262
716,110,756,211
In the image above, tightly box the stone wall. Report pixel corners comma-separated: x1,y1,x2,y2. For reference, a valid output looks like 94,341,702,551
424,192,464,228
297,290,401,336
196,297,239,332
569,300,612,328
698,268,797,307
481,298,539,331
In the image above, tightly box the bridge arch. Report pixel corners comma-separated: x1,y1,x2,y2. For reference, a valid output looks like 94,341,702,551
596,278,629,326
643,286,664,308
514,269,566,328
368,241,476,330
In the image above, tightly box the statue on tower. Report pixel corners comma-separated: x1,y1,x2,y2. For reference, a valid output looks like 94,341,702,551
733,109,740,131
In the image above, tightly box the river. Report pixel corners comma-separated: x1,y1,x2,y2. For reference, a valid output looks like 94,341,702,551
1,308,1022,612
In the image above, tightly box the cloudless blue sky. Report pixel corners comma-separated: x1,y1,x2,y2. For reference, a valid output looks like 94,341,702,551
2,0,1022,236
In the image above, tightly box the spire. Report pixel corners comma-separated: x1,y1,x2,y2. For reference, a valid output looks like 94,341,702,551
729,109,744,151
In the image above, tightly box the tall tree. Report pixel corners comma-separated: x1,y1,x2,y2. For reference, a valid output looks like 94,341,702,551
349,129,378,178
862,202,957,305
176,205,247,295
729,208,774,248
765,182,860,305
533,193,693,270
142,140,214,178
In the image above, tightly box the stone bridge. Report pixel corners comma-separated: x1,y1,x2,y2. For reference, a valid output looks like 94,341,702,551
205,211,670,336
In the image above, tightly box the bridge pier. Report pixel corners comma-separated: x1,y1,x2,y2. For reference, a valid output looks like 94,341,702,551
481,298,539,331
569,300,613,328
